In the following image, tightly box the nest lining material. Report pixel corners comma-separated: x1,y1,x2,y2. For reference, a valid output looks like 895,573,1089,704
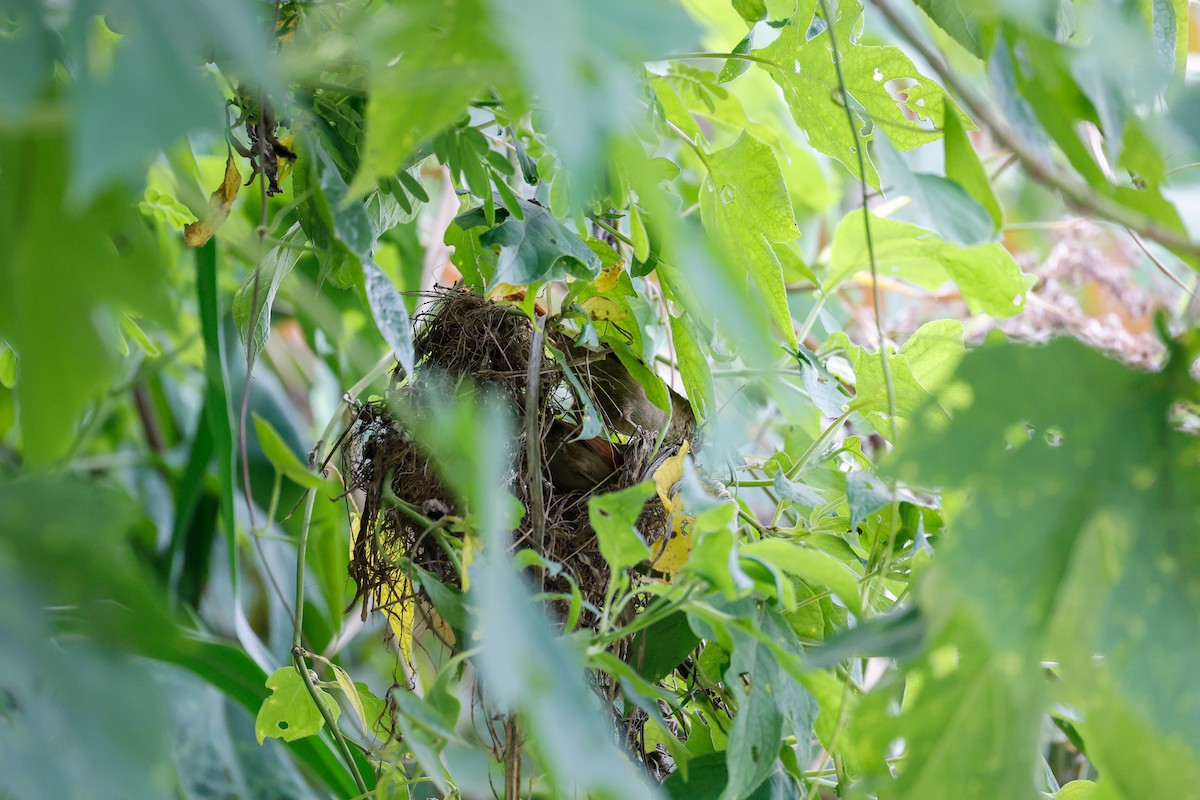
343,288,695,631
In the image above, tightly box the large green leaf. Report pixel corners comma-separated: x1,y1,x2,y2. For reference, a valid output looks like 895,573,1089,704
486,0,698,205
70,0,273,197
829,213,1028,317
882,338,1200,798
255,668,340,745
352,0,508,194
0,132,166,466
465,198,602,287
700,131,801,350
755,0,969,187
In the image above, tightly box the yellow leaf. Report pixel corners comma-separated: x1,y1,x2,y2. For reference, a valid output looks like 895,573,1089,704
277,134,297,184
460,528,475,592
350,514,415,669
653,440,690,513
593,263,626,292
486,282,526,301
184,154,241,247
650,515,693,577
582,295,628,322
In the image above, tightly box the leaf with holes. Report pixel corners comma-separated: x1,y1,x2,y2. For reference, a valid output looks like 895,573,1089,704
755,0,970,187
255,667,339,744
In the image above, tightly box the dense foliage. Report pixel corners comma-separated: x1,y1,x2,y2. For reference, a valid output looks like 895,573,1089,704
2,1,1200,798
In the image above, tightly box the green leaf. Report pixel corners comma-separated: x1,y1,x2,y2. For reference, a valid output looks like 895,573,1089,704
851,319,967,436
609,339,671,413
0,345,15,389
253,414,324,490
829,213,1029,317
912,0,986,57
445,219,495,290
363,261,415,378
352,0,506,193
589,481,654,572
293,143,353,289
1054,781,1097,800
631,611,702,682
741,539,862,616
69,0,271,197
874,134,995,246
943,102,1002,230
670,312,716,424
845,470,893,530
486,0,698,205
255,667,339,744
719,30,755,84
756,0,970,187
805,605,926,669
886,339,1200,798
700,131,800,350
723,681,783,800
318,148,374,261
233,224,303,366
478,198,602,287
0,132,166,466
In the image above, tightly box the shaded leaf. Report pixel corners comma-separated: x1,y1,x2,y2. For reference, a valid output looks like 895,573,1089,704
589,481,654,572
233,224,303,366
363,262,415,379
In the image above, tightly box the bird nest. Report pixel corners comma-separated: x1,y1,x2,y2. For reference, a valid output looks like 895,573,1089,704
342,288,694,636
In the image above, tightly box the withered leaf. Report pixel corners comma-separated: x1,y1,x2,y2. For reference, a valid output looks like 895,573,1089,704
184,155,241,247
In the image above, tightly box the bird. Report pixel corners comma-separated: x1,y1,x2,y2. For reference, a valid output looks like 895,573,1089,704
544,422,620,492
542,351,695,493
584,352,695,446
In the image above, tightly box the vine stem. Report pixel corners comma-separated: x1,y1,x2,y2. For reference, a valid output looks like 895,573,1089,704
818,0,898,445
803,4,900,796
288,352,393,797
672,51,779,67
868,0,1200,260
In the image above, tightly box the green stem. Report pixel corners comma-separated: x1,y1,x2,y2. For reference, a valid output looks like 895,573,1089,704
671,51,780,68
819,0,898,445
796,289,834,344
293,648,370,795
785,405,856,482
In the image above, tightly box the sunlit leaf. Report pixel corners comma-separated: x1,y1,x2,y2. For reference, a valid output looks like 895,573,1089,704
829,213,1029,317
255,668,339,744
700,131,800,350
756,0,970,187
253,413,324,490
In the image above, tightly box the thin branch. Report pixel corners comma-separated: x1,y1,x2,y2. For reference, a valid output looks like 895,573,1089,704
819,0,898,444
525,314,548,553
1127,229,1199,301
869,0,1200,260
